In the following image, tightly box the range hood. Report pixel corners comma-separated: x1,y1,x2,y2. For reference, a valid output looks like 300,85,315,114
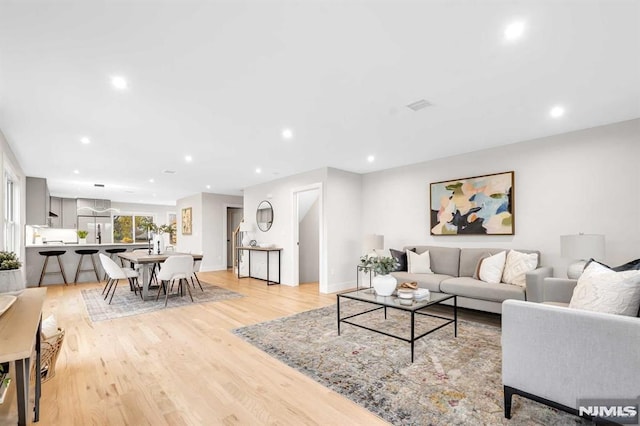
48,211,58,218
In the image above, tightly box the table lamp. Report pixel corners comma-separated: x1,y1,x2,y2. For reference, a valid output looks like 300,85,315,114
560,233,605,279
239,222,254,247
363,234,384,256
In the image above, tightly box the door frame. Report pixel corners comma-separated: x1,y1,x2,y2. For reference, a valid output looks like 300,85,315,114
291,183,325,291
222,203,243,270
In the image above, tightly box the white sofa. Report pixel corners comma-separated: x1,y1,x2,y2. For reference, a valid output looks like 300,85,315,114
502,278,640,422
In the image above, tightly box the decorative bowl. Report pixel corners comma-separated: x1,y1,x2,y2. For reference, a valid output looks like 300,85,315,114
396,289,414,299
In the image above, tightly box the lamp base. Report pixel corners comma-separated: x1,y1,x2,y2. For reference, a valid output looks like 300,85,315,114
567,260,587,280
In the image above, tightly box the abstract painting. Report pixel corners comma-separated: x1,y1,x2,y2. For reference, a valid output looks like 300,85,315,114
430,171,514,235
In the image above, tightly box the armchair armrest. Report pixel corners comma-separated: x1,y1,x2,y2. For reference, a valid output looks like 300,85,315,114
524,267,553,302
502,300,640,413
543,277,577,303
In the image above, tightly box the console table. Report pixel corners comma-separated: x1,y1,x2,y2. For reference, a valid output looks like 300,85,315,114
236,247,282,285
0,287,47,425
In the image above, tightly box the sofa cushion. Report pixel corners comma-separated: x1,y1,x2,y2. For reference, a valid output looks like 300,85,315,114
389,248,415,271
569,261,640,317
479,251,506,284
502,250,539,287
407,250,432,274
391,271,451,292
440,277,525,302
459,248,540,277
408,246,460,277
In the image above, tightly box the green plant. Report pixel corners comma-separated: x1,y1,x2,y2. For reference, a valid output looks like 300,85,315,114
0,251,22,270
358,254,399,276
138,217,158,233
158,223,176,235
77,230,88,239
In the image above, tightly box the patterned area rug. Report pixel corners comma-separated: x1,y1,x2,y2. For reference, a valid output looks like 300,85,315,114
82,281,243,322
233,301,586,426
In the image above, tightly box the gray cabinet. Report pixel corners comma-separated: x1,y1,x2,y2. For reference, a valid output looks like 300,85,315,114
62,198,77,228
26,177,50,225
49,196,62,228
76,198,111,216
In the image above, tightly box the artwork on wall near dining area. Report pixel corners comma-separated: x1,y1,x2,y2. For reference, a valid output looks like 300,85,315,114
181,207,192,235
430,171,514,235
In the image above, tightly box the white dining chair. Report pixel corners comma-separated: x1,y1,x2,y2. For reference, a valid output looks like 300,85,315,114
99,253,140,304
190,258,204,292
155,255,194,307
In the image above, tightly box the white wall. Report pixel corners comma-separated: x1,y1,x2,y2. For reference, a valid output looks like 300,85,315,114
361,118,640,277
175,192,243,271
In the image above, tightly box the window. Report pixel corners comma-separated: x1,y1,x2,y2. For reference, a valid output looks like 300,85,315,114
4,172,19,252
113,214,154,243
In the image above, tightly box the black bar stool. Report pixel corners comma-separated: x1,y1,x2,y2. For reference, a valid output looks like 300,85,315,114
74,249,100,283
103,248,127,280
38,251,68,286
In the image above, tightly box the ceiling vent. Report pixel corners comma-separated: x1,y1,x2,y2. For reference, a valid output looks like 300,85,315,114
94,183,105,187
406,99,433,112
163,169,176,174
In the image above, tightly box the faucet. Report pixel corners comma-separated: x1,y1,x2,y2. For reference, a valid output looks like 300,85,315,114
97,224,102,244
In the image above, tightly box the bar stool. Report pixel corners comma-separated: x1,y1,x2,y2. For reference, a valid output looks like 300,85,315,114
103,248,127,280
38,251,68,286
74,249,100,283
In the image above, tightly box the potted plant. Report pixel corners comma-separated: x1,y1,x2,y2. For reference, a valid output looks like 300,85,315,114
138,218,158,254
0,251,24,293
359,254,399,296
77,230,88,244
0,361,10,404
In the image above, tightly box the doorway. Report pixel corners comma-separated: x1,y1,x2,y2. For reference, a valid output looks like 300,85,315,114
292,184,323,289
226,207,243,268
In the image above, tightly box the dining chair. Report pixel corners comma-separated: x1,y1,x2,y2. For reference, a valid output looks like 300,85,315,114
99,254,140,304
155,255,194,307
132,248,159,286
190,258,204,292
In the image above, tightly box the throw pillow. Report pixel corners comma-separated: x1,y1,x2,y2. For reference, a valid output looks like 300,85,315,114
407,250,433,274
473,252,493,280
584,258,640,272
478,251,506,284
41,315,58,339
389,248,415,272
502,250,539,287
569,262,640,316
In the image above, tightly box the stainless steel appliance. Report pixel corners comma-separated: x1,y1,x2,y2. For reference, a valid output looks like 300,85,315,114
77,216,113,244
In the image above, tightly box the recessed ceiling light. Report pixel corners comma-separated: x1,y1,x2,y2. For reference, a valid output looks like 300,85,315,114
80,137,91,144
149,178,154,183
504,21,525,41
206,185,211,189
185,155,193,162
111,76,128,90
73,169,79,174
282,128,293,140
550,105,566,118
367,155,375,163
255,167,262,174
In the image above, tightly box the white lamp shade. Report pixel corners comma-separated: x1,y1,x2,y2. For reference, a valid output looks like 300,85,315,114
560,234,605,260
363,234,384,253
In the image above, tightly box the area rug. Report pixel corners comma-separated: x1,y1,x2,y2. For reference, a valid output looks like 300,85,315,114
233,302,586,426
82,281,243,322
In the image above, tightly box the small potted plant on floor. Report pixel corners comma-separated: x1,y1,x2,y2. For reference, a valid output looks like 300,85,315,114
77,230,88,244
359,254,399,296
0,362,11,404
0,251,24,292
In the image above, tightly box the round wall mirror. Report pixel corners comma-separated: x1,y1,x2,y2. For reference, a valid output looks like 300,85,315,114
256,200,273,232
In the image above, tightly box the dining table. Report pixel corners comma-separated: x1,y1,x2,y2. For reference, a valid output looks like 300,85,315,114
117,251,203,300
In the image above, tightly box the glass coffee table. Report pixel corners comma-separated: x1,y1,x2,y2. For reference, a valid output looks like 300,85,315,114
337,289,457,362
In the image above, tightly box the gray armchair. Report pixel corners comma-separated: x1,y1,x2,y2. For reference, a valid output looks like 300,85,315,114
502,297,640,422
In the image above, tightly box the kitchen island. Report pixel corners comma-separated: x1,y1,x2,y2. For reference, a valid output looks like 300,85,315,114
25,243,149,286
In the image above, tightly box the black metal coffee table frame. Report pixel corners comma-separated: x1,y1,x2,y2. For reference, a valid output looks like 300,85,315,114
337,290,457,362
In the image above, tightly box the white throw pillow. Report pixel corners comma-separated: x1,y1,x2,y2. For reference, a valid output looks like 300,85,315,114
569,262,640,316
478,251,506,284
502,250,539,287
407,250,432,274
41,314,58,339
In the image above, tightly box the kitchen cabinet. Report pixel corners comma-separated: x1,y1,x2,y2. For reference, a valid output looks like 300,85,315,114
49,196,62,228
76,198,111,216
26,177,50,225
62,198,77,228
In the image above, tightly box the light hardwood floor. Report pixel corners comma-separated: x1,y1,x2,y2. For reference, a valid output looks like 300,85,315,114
2,271,390,425
1,271,500,425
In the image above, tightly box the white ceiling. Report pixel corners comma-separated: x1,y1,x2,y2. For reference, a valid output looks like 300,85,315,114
1,0,638,205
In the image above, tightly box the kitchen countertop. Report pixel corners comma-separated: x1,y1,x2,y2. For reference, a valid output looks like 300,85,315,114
26,243,149,248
